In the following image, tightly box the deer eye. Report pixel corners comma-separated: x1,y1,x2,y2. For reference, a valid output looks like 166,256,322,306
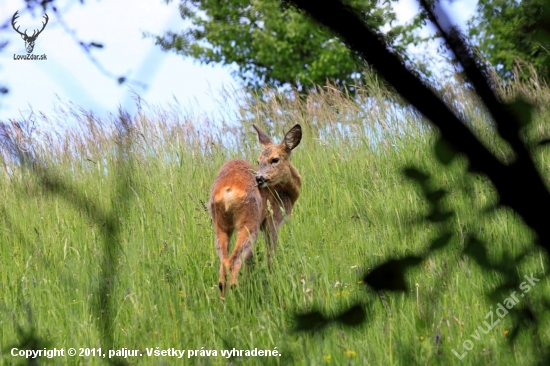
271,158,279,164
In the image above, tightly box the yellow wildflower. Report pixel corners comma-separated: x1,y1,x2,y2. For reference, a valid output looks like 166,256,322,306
344,350,356,357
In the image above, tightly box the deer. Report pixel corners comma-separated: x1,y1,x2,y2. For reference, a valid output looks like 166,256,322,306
12,11,49,54
209,124,302,297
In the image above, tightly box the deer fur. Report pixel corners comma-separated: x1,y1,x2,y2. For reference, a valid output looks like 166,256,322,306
209,124,302,297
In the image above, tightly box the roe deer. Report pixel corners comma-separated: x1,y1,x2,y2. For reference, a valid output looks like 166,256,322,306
209,124,302,297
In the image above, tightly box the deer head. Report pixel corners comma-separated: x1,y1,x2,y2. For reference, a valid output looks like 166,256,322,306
12,11,49,54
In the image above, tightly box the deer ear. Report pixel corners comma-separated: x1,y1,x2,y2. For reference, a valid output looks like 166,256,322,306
253,125,272,146
283,124,302,151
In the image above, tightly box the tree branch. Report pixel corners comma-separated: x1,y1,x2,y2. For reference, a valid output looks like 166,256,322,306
284,0,550,249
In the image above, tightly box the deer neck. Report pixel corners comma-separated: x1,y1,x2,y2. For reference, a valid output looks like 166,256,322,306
281,164,301,204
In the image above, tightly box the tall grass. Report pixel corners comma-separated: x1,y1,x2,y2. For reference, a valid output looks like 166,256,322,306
1,73,549,365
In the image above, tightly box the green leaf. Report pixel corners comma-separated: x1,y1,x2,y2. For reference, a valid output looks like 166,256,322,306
403,167,430,183
334,304,366,326
507,97,534,128
428,232,452,252
426,189,447,204
364,256,423,291
426,208,454,223
293,311,329,332
463,236,491,268
434,137,457,166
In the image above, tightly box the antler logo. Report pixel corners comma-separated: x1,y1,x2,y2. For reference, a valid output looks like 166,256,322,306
12,11,49,54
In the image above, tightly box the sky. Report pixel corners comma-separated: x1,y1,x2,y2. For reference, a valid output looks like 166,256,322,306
0,0,477,123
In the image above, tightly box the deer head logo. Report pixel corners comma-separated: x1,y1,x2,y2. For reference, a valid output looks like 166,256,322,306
12,11,49,54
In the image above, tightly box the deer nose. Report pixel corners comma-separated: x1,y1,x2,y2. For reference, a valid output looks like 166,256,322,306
256,176,267,186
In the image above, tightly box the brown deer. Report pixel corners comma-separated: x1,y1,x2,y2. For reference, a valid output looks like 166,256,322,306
209,124,302,297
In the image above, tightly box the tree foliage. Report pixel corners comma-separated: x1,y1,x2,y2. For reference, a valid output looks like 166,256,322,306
468,0,550,82
153,0,426,93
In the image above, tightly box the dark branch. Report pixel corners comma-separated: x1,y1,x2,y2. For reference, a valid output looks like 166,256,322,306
283,0,550,249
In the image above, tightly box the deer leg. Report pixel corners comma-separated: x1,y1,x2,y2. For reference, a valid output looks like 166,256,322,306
214,227,231,297
228,227,258,290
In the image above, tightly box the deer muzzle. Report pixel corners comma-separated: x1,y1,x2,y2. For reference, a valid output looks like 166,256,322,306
255,175,268,188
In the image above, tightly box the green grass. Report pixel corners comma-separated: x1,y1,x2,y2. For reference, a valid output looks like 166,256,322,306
1,77,550,365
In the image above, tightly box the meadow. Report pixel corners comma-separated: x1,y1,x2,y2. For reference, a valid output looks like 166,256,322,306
1,74,550,365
